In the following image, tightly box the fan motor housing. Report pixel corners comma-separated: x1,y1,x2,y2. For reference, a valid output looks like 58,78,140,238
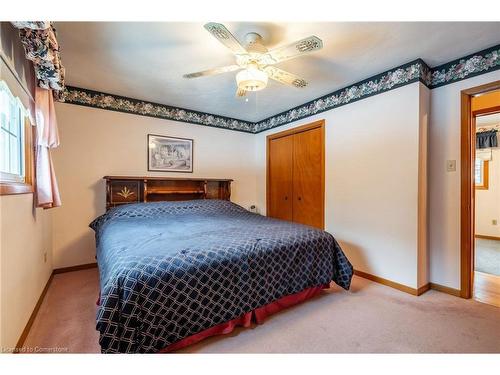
244,32,268,54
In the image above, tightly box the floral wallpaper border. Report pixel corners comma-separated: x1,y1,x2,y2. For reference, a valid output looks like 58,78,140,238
61,86,255,133
59,43,500,134
254,59,431,133
429,44,500,89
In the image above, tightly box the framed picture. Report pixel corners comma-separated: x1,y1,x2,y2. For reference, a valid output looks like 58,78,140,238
148,134,193,173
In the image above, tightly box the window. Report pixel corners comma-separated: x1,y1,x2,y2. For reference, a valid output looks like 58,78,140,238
475,158,489,190
0,80,33,195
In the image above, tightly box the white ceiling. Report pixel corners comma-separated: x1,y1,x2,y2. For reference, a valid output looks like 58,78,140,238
56,22,500,122
477,112,500,127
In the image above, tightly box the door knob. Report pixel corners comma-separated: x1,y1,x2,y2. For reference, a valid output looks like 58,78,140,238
298,197,302,201
284,196,288,200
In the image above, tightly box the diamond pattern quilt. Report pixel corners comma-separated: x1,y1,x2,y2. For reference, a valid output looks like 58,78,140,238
90,200,353,353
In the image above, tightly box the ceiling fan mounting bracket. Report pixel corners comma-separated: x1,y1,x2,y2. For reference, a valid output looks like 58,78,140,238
244,32,268,54
244,32,263,45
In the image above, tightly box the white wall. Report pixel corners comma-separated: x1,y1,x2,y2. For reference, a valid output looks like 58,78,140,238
418,84,430,288
0,23,53,351
255,82,427,289
475,148,500,237
429,69,500,289
0,195,53,350
51,103,258,269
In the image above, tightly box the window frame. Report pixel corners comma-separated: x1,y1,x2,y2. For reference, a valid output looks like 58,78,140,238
474,158,489,190
0,94,34,195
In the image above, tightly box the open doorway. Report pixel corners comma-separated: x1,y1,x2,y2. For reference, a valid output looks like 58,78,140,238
474,110,500,307
461,84,500,307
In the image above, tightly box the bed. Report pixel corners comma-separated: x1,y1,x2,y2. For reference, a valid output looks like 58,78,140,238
90,199,353,353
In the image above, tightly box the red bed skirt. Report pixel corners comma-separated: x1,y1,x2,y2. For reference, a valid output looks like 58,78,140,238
159,283,330,353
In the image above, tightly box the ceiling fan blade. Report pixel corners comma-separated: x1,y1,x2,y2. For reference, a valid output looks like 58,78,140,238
183,65,241,79
236,88,247,97
263,36,323,64
204,22,248,54
264,66,308,88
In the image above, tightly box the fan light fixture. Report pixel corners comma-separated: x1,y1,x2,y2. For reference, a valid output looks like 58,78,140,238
236,63,268,92
183,23,323,98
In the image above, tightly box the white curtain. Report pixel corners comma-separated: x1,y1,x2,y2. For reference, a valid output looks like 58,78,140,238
476,148,492,161
35,86,61,208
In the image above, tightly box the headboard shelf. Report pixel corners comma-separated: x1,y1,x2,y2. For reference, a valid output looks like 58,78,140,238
103,176,233,182
147,189,205,194
104,176,232,210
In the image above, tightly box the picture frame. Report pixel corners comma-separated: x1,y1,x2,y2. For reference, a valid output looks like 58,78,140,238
147,134,193,173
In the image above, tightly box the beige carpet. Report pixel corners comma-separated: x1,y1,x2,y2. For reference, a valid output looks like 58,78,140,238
475,238,500,276
22,268,500,353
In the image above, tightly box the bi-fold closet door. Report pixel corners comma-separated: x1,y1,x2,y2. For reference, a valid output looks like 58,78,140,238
267,121,324,229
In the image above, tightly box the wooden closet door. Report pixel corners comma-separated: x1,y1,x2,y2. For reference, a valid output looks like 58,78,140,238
268,135,293,221
292,126,324,229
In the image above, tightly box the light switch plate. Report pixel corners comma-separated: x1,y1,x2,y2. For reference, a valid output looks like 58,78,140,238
446,160,456,172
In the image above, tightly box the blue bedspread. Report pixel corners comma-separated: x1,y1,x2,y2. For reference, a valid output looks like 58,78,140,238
90,200,353,353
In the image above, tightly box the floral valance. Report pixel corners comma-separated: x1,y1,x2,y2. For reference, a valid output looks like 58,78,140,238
11,22,65,98
11,21,51,30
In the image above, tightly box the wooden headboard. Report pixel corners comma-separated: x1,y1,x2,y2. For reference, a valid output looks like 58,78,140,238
104,176,232,211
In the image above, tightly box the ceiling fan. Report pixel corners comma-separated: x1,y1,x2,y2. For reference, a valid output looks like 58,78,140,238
183,23,323,97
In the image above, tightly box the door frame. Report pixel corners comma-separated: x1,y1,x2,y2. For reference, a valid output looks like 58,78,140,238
266,119,325,229
460,80,500,298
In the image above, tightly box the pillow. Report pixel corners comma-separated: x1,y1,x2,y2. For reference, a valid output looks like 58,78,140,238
89,199,246,232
